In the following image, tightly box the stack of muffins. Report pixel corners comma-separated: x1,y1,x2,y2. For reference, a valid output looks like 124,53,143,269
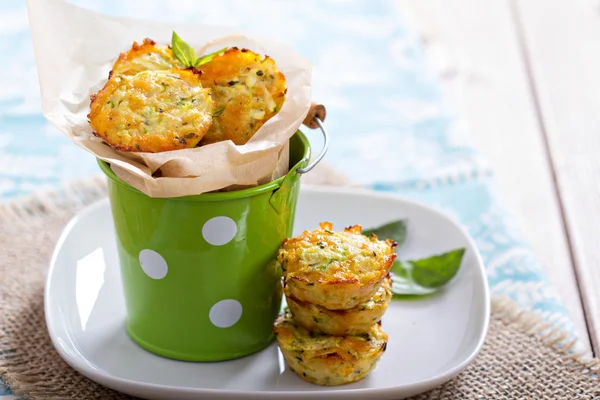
273,222,397,386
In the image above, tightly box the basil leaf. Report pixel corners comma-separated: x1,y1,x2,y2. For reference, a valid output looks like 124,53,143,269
390,274,437,296
196,47,227,67
390,260,436,295
363,220,465,296
390,248,465,296
409,248,465,288
171,31,197,67
363,220,407,248
390,260,409,279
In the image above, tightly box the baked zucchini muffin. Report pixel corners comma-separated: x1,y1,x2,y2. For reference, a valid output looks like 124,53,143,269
278,222,396,310
285,276,392,336
198,47,287,145
110,38,182,77
89,68,214,152
274,311,388,386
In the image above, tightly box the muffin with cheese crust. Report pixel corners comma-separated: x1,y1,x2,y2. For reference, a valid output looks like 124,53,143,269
285,276,392,336
279,222,396,310
110,38,182,77
89,68,214,153
274,311,388,386
199,47,287,145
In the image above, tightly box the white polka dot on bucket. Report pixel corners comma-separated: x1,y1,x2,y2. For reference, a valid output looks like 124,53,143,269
202,216,237,246
209,299,243,328
138,249,168,280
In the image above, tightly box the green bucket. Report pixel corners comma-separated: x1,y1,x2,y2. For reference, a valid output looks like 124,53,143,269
98,130,318,362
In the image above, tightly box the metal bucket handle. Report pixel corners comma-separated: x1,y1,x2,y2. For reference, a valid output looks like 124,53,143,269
269,103,329,213
297,116,328,174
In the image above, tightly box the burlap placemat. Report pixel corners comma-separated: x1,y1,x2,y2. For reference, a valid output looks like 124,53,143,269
1,175,599,399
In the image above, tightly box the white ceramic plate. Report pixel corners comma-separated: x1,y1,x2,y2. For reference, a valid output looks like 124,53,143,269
45,186,489,400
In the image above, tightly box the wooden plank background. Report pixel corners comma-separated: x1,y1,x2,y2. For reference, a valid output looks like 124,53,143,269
514,0,600,355
400,0,597,355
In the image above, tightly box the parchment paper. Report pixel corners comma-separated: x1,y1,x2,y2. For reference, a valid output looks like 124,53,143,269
26,0,311,197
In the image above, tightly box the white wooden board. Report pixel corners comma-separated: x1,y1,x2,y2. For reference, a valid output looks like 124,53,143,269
399,0,591,353
514,0,600,355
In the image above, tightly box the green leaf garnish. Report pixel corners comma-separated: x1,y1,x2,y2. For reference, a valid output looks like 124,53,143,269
390,263,437,295
213,107,225,117
363,220,407,248
171,31,197,68
363,220,464,296
408,248,465,288
196,47,227,67
171,32,227,69
390,248,466,296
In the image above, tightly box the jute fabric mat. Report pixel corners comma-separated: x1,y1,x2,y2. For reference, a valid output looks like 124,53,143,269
0,175,598,399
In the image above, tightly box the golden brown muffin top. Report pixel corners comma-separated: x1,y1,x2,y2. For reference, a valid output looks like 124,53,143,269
88,68,214,153
111,38,183,77
199,47,287,145
278,222,397,287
